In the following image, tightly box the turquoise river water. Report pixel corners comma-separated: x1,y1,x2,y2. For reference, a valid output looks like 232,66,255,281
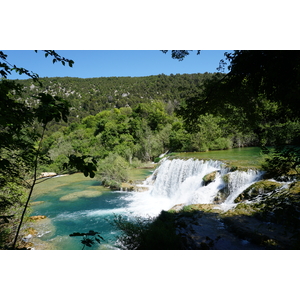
29,147,264,250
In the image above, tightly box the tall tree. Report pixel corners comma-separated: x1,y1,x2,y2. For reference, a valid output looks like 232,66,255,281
0,51,75,248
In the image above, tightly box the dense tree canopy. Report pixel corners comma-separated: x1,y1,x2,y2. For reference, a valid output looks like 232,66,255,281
169,50,300,145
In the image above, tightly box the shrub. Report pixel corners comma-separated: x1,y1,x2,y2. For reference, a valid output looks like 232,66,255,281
261,145,300,178
131,157,142,168
153,157,161,163
102,179,121,190
96,153,129,188
111,214,152,250
112,211,183,250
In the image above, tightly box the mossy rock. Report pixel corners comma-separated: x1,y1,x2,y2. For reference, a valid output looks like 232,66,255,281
234,180,283,203
289,181,300,200
203,171,218,186
222,174,230,183
179,204,221,214
121,182,135,191
169,204,185,212
213,186,230,204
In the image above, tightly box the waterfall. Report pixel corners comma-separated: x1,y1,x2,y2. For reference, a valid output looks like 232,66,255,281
225,169,263,204
124,158,264,216
150,159,224,197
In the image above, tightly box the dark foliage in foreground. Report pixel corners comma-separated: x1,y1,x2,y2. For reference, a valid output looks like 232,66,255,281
112,211,183,250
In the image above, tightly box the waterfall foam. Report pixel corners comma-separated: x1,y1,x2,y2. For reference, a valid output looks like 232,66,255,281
226,169,263,203
123,158,264,216
150,158,224,198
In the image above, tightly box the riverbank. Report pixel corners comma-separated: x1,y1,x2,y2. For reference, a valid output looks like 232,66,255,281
27,148,299,250
169,204,297,249
168,180,300,250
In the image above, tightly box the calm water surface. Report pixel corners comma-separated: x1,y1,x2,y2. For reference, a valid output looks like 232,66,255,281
30,174,133,250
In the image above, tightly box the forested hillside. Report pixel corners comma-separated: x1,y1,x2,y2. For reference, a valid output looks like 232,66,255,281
13,73,300,180
15,73,207,126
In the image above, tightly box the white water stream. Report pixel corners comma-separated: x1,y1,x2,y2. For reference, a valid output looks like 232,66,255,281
123,158,264,216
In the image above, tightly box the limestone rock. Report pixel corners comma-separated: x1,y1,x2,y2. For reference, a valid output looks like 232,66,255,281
234,180,284,203
26,227,38,235
170,204,185,212
213,187,229,204
203,171,219,186
29,215,47,221
133,186,149,192
40,172,57,178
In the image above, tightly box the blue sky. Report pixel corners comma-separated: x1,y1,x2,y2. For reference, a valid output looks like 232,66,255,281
3,50,230,80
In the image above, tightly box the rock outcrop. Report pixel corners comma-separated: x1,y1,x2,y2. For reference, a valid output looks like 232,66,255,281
202,171,219,186
234,180,284,203
29,215,47,221
40,172,57,178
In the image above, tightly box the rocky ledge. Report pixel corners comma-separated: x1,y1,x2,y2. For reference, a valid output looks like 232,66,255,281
40,172,57,178
169,203,297,250
169,180,300,250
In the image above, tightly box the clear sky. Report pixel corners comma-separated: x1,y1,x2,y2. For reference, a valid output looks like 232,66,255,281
3,50,230,80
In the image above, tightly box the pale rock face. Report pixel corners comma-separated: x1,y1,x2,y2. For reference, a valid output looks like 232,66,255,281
29,215,47,221
169,204,185,212
40,172,57,178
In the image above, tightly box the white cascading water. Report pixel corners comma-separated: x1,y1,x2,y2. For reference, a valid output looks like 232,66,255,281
150,158,227,203
220,169,264,210
124,158,264,216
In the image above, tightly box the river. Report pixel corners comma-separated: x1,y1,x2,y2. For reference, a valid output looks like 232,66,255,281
29,147,264,250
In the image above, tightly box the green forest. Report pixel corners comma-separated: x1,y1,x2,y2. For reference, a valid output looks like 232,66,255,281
1,50,300,249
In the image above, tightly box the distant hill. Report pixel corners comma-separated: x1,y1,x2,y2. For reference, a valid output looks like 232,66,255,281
13,73,215,125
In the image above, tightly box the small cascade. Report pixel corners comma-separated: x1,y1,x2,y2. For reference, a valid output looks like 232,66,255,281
150,158,225,199
124,158,264,216
225,169,264,205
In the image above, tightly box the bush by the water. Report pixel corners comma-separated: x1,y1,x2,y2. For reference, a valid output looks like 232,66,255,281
261,145,300,178
112,211,183,250
96,153,129,188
